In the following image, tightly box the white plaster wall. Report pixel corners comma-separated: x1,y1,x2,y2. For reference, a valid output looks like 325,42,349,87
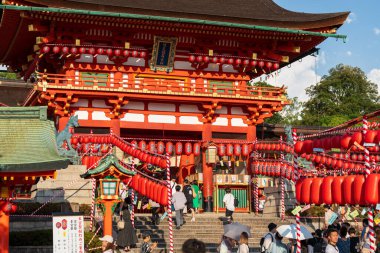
92,111,109,121
148,103,176,112
122,101,145,110
231,118,247,127
204,63,219,72
215,106,228,114
71,99,89,107
121,113,145,122
92,99,110,108
148,115,176,124
123,57,145,67
174,61,195,70
74,110,89,120
179,104,202,113
231,107,244,115
179,116,203,125
213,117,228,126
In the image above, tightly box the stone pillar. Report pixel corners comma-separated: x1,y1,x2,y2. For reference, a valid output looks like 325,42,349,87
202,122,213,212
110,118,121,136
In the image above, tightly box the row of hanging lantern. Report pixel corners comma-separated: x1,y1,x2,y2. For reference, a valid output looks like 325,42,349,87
131,141,202,156
295,129,380,154
301,153,366,170
251,161,294,180
127,174,168,206
188,55,279,70
0,201,17,215
217,143,250,157
296,174,380,206
40,45,147,59
253,141,293,153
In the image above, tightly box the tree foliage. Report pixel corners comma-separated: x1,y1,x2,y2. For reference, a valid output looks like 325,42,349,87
301,64,379,126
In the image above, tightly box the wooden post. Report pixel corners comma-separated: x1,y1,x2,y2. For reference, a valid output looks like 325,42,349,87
202,122,213,212
110,118,121,136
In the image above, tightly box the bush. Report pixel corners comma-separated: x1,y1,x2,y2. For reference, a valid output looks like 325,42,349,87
79,204,92,216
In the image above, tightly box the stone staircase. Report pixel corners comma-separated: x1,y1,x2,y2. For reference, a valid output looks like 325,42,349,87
125,213,292,253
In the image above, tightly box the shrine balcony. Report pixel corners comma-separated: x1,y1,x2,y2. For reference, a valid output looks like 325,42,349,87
36,72,287,101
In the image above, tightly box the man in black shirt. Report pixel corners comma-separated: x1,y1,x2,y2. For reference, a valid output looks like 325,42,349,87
183,179,196,222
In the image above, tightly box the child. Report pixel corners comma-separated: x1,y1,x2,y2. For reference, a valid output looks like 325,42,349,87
141,233,158,253
237,232,249,253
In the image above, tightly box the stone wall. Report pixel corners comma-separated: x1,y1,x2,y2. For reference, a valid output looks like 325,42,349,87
30,165,92,204
262,178,296,217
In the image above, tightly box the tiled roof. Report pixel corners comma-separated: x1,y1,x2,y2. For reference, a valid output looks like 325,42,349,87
81,154,136,178
0,106,69,172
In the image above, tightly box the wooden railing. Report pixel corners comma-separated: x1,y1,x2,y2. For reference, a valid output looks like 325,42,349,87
37,72,287,100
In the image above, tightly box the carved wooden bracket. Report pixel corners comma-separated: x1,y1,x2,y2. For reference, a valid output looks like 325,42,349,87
198,102,221,123
105,97,129,119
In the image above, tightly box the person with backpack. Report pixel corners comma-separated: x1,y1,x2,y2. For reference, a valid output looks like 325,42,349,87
308,229,326,253
183,179,196,222
269,232,287,253
260,223,277,253
223,188,235,222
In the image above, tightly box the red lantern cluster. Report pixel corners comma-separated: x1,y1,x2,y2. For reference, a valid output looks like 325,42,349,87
0,201,17,215
296,174,380,206
128,174,168,206
253,142,292,153
188,55,279,70
252,161,293,180
81,155,102,169
40,45,147,59
217,143,250,156
302,153,365,171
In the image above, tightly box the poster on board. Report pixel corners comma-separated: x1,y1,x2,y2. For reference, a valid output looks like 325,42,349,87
53,213,84,253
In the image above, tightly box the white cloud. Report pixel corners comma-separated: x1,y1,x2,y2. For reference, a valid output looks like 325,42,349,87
374,27,380,36
368,68,380,93
252,55,321,102
346,51,352,56
346,13,356,24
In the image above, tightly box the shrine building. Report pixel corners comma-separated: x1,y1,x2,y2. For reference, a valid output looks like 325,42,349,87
0,1,348,211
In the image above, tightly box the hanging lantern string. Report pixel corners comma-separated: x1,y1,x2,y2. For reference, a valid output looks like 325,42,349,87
280,136,286,221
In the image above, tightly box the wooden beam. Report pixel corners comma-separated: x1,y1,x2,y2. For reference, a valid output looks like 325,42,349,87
28,24,48,32
277,45,301,53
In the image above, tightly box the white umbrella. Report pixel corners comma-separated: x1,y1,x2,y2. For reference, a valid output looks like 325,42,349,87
223,222,251,241
277,224,313,240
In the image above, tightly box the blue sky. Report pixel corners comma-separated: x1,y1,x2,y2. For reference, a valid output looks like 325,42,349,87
263,0,380,100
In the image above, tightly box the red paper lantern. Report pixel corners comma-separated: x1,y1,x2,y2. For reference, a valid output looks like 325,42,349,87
97,48,104,55
88,48,96,55
242,144,249,156
266,62,273,69
41,46,50,53
310,178,323,205
233,144,241,156
227,58,234,65
258,61,265,68
62,47,69,54
175,142,183,155
184,142,192,155
302,140,313,154
166,142,174,154
79,47,86,54
294,141,303,154
148,141,156,153
226,144,234,156
203,56,210,63
353,175,366,205
53,46,60,54
364,174,380,205
139,177,147,195
114,49,121,56
132,50,138,57
123,50,130,57
341,134,352,149
364,130,377,143
343,175,356,205
189,55,196,62
295,178,304,203
196,55,203,62
157,141,165,154
331,176,344,205
219,57,226,64
212,57,218,63
218,144,226,156
250,60,257,67
300,178,313,204
139,51,147,58
350,132,363,146
321,176,334,205
273,63,280,70
139,141,147,151
70,47,78,54
235,58,242,65
243,59,250,66
193,143,201,156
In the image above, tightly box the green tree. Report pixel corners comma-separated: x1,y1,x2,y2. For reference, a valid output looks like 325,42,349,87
301,64,379,126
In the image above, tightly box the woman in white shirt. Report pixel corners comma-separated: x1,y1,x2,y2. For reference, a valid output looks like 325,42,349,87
237,232,249,253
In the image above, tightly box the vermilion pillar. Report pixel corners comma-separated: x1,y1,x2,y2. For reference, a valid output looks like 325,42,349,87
58,116,70,132
101,201,116,236
0,212,9,253
246,124,256,174
202,122,213,212
110,118,121,136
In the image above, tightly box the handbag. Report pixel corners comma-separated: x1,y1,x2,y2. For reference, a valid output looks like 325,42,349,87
117,215,125,230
